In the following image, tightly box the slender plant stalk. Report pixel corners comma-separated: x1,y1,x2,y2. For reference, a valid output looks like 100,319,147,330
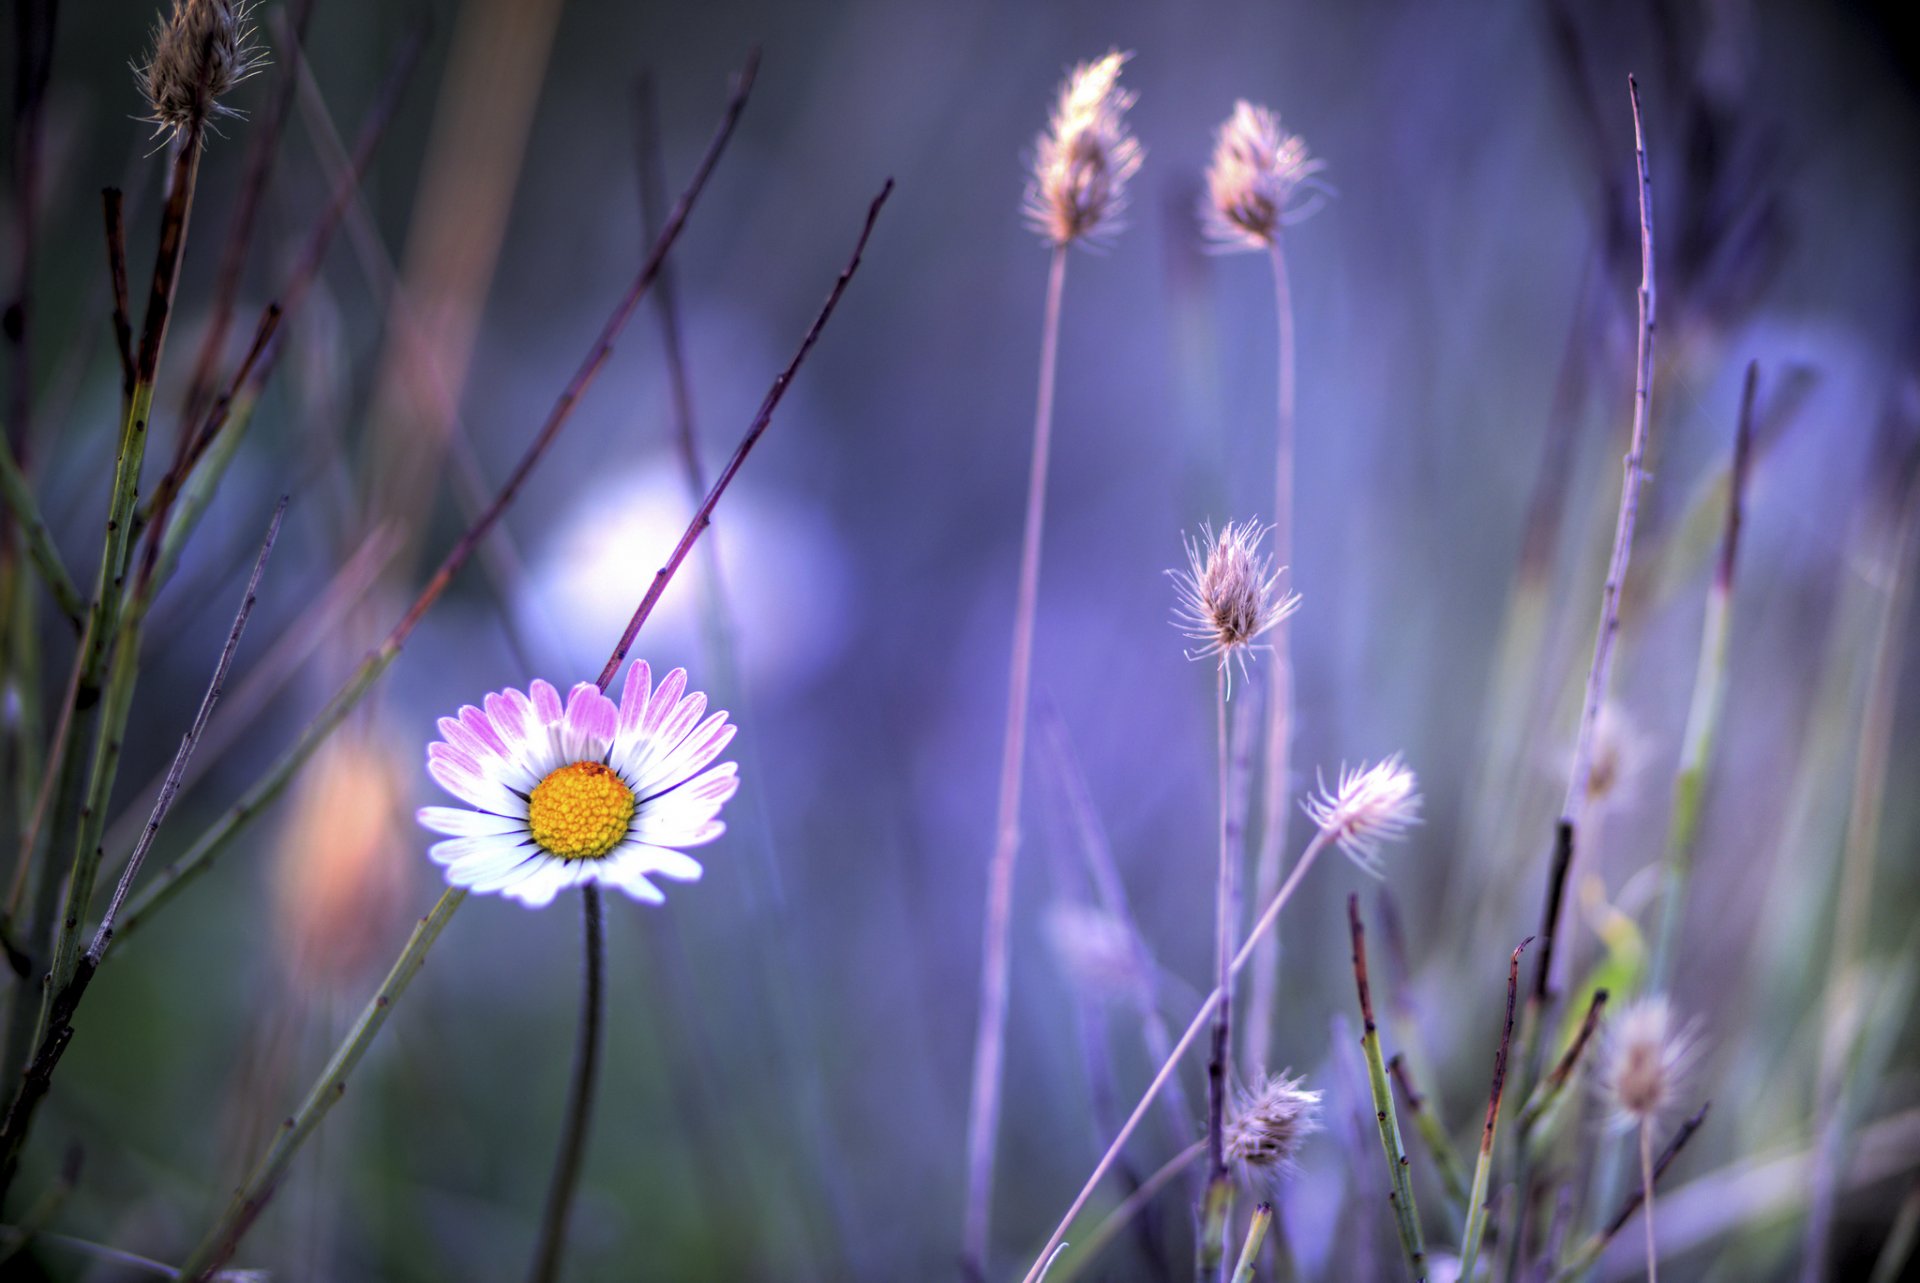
1389,1055,1471,1217
1209,668,1235,1181
0,429,81,630
177,887,469,1281
1517,989,1609,1135
1350,895,1427,1280
102,187,136,404
1648,363,1755,993
107,64,763,945
1197,1176,1233,1282
964,240,1069,1274
1230,1204,1274,1283
0,505,282,1199
1019,825,1341,1283
1044,1141,1205,1283
1639,1121,1659,1283
1459,938,1532,1282
1552,74,1657,940
526,886,605,1283
1244,237,1299,1078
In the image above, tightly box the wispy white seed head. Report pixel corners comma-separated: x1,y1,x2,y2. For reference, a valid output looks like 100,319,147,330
1224,1070,1322,1180
1169,519,1299,696
1582,702,1648,813
136,0,268,143
1302,756,1421,875
1023,50,1144,248
1599,995,1701,1129
1202,100,1327,251
1045,903,1149,1004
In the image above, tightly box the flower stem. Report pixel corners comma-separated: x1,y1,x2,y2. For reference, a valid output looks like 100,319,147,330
964,242,1068,1275
527,885,606,1283
176,887,469,1281
1042,1141,1204,1283
1244,237,1298,1079
1208,666,1234,1184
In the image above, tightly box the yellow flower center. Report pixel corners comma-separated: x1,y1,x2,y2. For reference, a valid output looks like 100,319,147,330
526,761,634,861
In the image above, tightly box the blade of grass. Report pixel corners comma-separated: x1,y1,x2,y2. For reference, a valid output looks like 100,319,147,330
1350,895,1427,1280
1459,938,1532,1281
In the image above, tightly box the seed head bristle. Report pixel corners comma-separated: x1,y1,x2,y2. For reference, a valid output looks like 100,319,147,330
136,0,268,143
1599,995,1701,1129
1223,1070,1322,1182
1302,756,1422,875
1202,100,1327,251
1023,49,1143,248
1169,519,1299,696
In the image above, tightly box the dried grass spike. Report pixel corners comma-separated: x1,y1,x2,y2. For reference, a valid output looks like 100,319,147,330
1023,49,1143,248
136,0,268,143
1202,100,1327,250
1224,1070,1322,1181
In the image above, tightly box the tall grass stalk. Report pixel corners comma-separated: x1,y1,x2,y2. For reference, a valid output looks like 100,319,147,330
1389,1055,1470,1217
964,241,1068,1272
1230,1203,1274,1283
1244,240,1298,1078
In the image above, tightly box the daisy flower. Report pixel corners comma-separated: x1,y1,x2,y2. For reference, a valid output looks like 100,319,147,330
417,661,739,908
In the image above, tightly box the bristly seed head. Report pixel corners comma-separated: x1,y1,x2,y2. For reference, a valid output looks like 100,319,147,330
1599,995,1701,1129
1302,756,1422,875
1202,100,1327,251
1024,49,1144,249
1224,1070,1322,1181
1170,519,1299,696
137,0,268,144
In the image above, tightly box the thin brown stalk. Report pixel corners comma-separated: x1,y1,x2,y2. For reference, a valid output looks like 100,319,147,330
1044,1141,1206,1283
965,241,1069,1276
596,177,891,687
1601,1106,1707,1242
5,0,57,461
1208,666,1233,1184
1459,938,1533,1280
101,188,135,399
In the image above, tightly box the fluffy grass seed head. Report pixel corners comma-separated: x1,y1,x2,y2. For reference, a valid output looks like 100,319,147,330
1302,756,1422,875
1024,49,1143,248
1224,1070,1322,1183
1170,519,1299,696
1599,995,1702,1130
1202,100,1327,251
137,0,267,143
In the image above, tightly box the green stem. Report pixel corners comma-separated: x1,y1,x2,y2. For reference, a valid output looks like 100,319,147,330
1349,896,1425,1280
1459,940,1529,1282
1389,1055,1471,1220
177,887,468,1281
1197,1177,1232,1281
1230,1203,1273,1283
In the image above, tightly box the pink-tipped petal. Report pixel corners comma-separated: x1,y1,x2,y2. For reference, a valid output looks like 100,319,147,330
617,660,654,737
428,756,521,814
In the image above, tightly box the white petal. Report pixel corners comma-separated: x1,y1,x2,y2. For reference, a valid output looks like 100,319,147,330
417,806,525,837
615,842,705,883
427,833,525,868
427,756,522,815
